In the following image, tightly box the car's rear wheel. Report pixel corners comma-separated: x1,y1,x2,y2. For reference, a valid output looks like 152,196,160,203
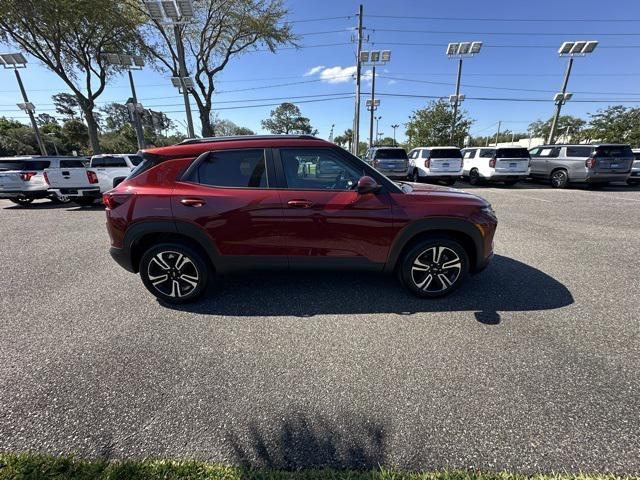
468,168,481,185
74,197,96,206
140,242,210,304
399,237,469,298
550,169,569,188
9,197,34,206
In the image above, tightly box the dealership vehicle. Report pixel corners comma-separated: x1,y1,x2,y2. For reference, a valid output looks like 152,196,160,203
627,148,640,185
461,146,530,186
407,146,463,185
46,153,142,205
529,144,634,188
105,135,497,304
0,156,83,205
363,146,409,179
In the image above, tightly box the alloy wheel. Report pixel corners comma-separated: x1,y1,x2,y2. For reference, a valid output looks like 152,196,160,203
147,250,200,298
551,170,567,188
410,246,462,293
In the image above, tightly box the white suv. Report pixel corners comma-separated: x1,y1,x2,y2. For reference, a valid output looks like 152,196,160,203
0,156,84,206
461,147,530,186
407,146,463,185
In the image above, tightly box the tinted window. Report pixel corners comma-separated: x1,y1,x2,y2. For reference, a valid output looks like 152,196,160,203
196,149,267,188
634,151,640,160
409,150,419,159
479,149,495,158
595,145,634,157
566,146,592,157
92,156,128,167
537,147,560,158
463,149,476,159
430,148,462,159
59,160,85,168
129,155,143,166
281,148,360,190
0,160,50,171
374,148,408,160
496,148,529,158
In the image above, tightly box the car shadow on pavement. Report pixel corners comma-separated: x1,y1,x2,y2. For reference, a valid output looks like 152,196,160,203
227,412,388,470
164,254,574,323
460,179,640,191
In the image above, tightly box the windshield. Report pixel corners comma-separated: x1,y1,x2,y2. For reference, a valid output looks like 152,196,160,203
0,160,50,171
496,148,529,158
430,149,462,159
375,149,408,160
595,146,634,157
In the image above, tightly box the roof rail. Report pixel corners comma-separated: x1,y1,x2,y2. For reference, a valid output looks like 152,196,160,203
178,134,320,145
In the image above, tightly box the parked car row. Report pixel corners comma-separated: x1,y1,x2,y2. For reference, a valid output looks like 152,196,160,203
363,143,639,189
0,154,141,206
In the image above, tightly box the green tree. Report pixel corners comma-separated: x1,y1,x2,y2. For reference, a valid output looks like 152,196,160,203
334,128,353,150
261,102,317,135
405,99,473,148
528,115,587,143
0,117,37,155
587,105,640,146
36,113,58,126
0,0,145,153
211,117,255,136
378,136,396,146
137,0,295,137
52,93,81,120
469,130,529,147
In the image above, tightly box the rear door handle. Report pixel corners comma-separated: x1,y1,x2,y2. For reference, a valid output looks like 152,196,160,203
181,198,206,207
287,199,313,208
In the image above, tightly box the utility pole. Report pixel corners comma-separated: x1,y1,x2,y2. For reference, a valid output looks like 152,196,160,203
352,4,364,155
175,24,195,138
127,70,146,149
14,69,47,155
329,124,335,142
450,57,463,142
368,64,376,147
548,57,573,145
391,124,399,145
375,115,381,142
494,121,501,146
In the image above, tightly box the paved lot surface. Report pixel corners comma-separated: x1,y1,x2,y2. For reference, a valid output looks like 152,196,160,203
0,181,639,474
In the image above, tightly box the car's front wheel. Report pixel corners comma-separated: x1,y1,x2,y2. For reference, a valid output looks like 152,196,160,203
399,237,469,298
140,242,210,304
550,169,569,188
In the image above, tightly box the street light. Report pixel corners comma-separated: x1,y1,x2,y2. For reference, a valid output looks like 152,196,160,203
142,0,196,138
0,53,47,155
391,124,399,146
446,41,482,144
375,115,382,144
547,40,598,144
104,53,146,149
361,49,391,147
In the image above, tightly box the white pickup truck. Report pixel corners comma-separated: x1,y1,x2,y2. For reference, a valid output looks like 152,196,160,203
45,154,142,206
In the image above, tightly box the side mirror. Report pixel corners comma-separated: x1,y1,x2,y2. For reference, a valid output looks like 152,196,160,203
357,175,382,195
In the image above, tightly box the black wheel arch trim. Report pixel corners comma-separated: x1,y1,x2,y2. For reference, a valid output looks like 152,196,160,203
384,217,484,273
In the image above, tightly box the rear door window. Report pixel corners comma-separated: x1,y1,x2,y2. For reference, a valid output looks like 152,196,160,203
496,148,529,158
195,149,268,188
566,146,593,157
479,149,495,158
463,149,476,159
538,147,560,158
430,148,462,158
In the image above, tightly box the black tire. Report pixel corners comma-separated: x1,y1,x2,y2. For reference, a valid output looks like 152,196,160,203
73,197,97,206
443,177,457,186
550,169,569,189
9,197,34,206
399,237,469,298
139,242,210,304
411,169,421,183
503,179,519,186
468,168,481,186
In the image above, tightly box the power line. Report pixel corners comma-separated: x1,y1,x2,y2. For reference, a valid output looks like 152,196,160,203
286,16,352,24
376,92,640,103
372,28,640,36
371,41,640,49
365,14,640,22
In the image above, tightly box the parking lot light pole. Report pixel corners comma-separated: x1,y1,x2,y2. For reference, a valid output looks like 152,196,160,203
446,42,482,144
352,4,363,155
548,40,598,144
391,124,399,145
142,0,196,139
0,53,47,156
104,53,146,149
360,50,391,147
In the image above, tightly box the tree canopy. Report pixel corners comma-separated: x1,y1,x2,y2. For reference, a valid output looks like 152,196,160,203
261,103,317,135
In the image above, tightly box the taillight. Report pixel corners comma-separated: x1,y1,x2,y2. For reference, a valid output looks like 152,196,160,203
586,157,597,169
43,171,50,185
20,171,37,181
489,157,496,168
102,193,115,209
87,170,99,184
425,157,431,169
102,192,130,209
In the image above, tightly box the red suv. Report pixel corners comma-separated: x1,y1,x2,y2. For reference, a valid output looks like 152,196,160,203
104,135,497,304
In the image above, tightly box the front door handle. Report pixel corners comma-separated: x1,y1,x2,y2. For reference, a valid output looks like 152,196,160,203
287,199,313,208
181,197,206,207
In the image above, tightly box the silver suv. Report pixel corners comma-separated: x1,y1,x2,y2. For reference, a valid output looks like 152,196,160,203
629,149,640,186
0,156,85,206
529,144,634,188
363,146,409,180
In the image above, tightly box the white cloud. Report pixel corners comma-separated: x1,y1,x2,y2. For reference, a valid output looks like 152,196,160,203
319,65,357,83
304,65,325,76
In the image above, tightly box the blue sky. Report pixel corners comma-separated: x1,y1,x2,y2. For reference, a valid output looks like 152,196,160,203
2,0,640,143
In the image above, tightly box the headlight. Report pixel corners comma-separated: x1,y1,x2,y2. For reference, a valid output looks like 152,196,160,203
481,205,496,218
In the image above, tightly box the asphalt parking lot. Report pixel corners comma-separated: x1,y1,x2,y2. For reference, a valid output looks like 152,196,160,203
0,181,639,474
